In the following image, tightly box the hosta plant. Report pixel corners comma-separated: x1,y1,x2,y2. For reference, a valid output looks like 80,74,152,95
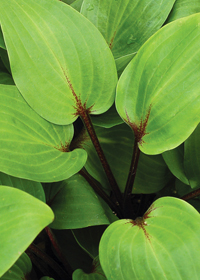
0,0,200,279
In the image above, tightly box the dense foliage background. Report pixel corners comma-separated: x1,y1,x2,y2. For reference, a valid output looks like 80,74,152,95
0,0,200,279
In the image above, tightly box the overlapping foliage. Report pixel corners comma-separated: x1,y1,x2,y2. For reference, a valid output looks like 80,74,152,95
0,0,200,279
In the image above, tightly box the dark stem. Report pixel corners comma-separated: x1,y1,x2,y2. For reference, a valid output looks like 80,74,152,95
45,227,73,276
80,109,123,207
181,187,200,201
123,140,140,217
26,249,50,276
29,243,71,280
79,168,123,218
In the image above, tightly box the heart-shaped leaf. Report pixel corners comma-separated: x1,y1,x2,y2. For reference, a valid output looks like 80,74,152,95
166,0,200,23
116,14,200,154
81,0,175,59
99,197,200,279
0,84,86,182
44,174,114,229
0,186,54,277
1,253,32,280
0,0,117,125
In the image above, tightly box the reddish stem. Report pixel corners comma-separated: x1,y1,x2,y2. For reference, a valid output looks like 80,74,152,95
29,243,70,279
79,109,123,207
26,249,50,276
45,227,73,275
123,140,140,218
181,187,200,201
79,168,123,218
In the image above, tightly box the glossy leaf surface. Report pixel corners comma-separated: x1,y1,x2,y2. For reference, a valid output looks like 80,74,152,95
0,0,117,125
45,174,114,229
0,85,86,182
0,186,54,277
81,124,170,194
184,124,200,189
116,14,200,154
81,0,175,59
1,253,32,280
99,197,200,280
166,0,200,23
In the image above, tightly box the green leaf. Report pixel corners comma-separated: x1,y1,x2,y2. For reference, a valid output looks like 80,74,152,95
81,124,170,194
166,0,200,23
0,27,6,50
81,0,175,59
0,172,45,202
184,124,200,189
0,57,8,73
0,71,14,85
71,0,84,11
0,186,54,277
115,52,136,77
99,197,200,280
53,229,93,272
0,84,86,182
162,144,189,185
163,124,200,190
0,0,117,125
91,105,123,128
0,48,11,73
73,256,106,280
1,253,32,280
45,174,114,229
72,226,107,259
62,0,76,4
116,14,200,155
